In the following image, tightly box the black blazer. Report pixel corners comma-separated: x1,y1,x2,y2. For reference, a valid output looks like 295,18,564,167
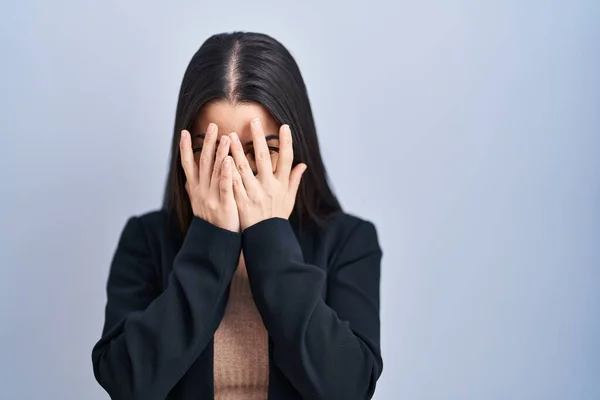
92,210,383,399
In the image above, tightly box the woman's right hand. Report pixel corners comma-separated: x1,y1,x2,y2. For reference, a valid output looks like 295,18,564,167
180,123,240,233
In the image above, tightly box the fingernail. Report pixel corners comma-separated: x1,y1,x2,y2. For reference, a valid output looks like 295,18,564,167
230,132,239,142
252,117,261,126
207,123,216,133
223,158,230,169
284,125,291,135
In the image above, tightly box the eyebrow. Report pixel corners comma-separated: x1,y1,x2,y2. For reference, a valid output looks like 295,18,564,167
194,133,280,146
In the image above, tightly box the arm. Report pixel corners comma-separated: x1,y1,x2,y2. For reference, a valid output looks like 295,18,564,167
91,215,241,400
242,217,383,399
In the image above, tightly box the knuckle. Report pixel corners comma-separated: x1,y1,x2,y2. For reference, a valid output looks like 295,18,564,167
238,162,250,173
206,200,218,211
248,191,261,202
199,155,211,166
204,133,216,144
256,150,269,161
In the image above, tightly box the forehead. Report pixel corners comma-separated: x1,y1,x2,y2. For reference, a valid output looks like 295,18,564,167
193,100,279,141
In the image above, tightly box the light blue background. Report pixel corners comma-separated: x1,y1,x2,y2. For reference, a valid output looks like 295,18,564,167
1,1,598,399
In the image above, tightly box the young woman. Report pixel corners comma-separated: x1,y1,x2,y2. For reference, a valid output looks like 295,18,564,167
92,31,383,400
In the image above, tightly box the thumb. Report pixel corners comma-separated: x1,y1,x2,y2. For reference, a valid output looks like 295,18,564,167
288,163,307,199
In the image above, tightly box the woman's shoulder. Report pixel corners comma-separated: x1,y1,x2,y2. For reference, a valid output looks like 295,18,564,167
317,211,380,253
310,211,381,271
122,209,181,249
129,209,377,234
322,211,378,236
125,209,380,251
133,208,170,226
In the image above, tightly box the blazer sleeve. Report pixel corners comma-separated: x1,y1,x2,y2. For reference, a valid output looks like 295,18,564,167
242,217,383,400
92,215,241,400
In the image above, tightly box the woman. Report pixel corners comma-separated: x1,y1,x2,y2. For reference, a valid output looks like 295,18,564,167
92,31,383,400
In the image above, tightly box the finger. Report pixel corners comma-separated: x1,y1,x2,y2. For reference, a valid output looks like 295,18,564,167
275,124,293,181
250,117,272,178
199,123,218,191
288,163,307,200
229,132,260,195
179,130,198,186
219,156,233,200
231,159,249,203
211,135,231,193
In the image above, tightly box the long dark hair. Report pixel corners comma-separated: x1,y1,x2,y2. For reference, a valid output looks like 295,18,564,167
163,31,341,233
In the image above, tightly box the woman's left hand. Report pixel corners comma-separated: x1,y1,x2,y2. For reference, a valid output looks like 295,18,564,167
228,118,307,231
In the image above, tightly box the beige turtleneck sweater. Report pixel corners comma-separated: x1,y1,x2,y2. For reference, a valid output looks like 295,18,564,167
213,253,269,400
